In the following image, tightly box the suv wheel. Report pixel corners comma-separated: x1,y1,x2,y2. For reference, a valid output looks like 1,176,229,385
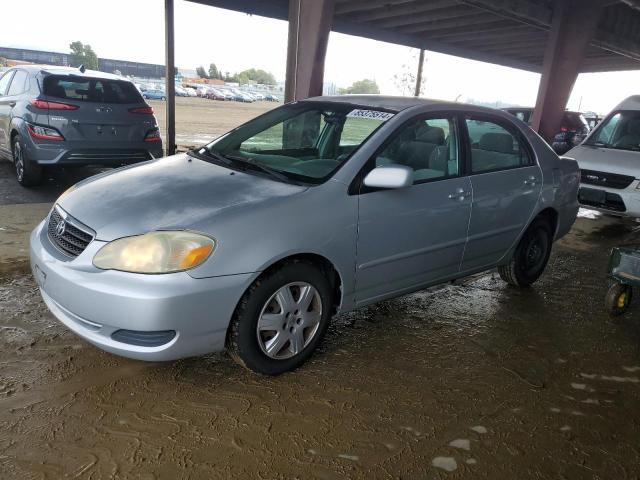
498,218,553,287
227,261,333,375
12,134,43,187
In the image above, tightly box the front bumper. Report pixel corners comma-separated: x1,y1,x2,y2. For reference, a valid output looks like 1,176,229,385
578,182,640,217
30,219,255,361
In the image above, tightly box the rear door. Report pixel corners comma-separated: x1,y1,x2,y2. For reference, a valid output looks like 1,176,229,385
0,70,16,152
461,115,542,271
41,75,154,147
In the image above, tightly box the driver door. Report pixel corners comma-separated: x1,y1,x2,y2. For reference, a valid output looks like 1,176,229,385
355,115,472,305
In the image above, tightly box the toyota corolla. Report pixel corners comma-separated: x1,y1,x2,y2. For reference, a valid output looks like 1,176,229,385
30,96,579,375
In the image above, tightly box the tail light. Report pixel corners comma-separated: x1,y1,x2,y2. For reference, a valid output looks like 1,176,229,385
144,127,161,142
30,99,78,110
27,123,64,141
129,106,154,114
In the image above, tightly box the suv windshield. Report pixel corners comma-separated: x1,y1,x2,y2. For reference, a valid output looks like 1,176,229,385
43,75,143,104
202,102,394,184
585,110,640,151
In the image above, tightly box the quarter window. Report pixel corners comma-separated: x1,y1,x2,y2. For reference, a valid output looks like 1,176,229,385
7,70,28,96
373,116,459,183
465,118,530,173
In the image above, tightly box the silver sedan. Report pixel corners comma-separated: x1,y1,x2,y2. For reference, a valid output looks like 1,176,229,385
30,96,580,375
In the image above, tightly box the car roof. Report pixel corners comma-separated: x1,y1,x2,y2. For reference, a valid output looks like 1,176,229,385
614,95,640,111
6,64,129,82
304,94,503,115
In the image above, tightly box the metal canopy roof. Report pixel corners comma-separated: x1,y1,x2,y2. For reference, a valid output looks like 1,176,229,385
188,0,640,73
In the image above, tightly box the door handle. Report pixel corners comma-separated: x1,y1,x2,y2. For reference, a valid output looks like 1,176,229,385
448,188,471,201
8,102,16,108
524,176,538,186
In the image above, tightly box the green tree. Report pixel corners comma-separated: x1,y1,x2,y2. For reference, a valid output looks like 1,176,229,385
69,41,98,70
339,79,380,95
208,63,220,79
196,66,208,79
229,68,277,85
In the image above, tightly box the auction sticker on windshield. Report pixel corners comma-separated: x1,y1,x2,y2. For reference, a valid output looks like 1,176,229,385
347,109,395,121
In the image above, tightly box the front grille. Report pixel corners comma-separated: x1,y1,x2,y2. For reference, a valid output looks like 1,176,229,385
63,149,152,164
580,169,634,189
47,206,95,258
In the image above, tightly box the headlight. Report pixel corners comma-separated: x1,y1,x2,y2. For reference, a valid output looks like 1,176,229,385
93,231,215,274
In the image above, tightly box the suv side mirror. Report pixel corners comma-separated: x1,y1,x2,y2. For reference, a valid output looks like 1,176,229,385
363,165,414,189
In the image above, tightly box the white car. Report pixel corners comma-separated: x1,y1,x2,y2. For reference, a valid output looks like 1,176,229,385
567,96,640,217
185,88,197,97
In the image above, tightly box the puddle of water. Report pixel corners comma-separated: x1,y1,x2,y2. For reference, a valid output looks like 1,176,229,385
432,456,458,472
448,439,471,451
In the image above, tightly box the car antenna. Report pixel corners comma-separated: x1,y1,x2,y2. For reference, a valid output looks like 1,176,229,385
79,64,86,73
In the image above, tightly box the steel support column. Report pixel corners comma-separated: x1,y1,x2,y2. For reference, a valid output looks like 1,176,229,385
529,0,603,142
285,0,334,102
165,0,176,156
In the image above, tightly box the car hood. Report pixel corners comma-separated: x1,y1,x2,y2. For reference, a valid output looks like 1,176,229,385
58,154,308,241
567,145,640,179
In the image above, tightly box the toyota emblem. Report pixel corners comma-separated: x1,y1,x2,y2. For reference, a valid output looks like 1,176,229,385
56,220,66,236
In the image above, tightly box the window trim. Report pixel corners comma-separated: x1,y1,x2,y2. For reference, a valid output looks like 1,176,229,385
349,111,465,195
6,69,28,97
462,113,536,176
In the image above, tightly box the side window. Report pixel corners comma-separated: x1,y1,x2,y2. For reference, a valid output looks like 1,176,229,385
0,71,15,96
465,118,530,174
373,116,459,183
7,70,28,96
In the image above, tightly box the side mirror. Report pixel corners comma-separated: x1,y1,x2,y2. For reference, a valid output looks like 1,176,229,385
363,164,414,189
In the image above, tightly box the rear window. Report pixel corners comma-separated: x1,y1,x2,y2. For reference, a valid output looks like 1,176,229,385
43,75,143,104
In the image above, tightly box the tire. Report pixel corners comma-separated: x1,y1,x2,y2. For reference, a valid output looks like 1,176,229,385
12,134,43,187
498,217,553,287
227,261,334,375
605,282,632,317
161,96,166,101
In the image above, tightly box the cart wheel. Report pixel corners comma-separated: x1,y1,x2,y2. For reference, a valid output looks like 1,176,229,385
605,283,632,317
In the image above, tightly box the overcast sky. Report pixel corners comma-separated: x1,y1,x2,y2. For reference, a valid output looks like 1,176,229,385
3,0,640,114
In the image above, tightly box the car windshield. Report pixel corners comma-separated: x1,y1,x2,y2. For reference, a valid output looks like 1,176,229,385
584,110,640,151
200,102,394,184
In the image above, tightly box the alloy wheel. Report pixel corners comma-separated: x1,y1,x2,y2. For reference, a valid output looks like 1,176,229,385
256,282,322,360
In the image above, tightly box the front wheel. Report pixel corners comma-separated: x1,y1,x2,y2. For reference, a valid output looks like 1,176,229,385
12,134,43,187
498,218,553,287
227,262,334,375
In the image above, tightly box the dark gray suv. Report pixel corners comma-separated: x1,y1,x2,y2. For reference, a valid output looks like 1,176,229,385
0,65,163,186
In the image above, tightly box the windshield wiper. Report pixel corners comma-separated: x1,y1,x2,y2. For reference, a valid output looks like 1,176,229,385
222,154,296,184
585,141,610,148
188,148,232,165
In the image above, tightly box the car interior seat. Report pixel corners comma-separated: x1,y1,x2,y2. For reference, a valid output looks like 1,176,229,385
613,118,640,149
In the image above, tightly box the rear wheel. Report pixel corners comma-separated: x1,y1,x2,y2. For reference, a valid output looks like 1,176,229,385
12,134,43,187
227,261,333,375
605,282,632,317
498,218,553,287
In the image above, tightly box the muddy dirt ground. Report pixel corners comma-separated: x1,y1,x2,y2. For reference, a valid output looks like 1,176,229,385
1,99,640,478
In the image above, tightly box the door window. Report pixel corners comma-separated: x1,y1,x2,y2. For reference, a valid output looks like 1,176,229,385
0,71,15,96
373,116,459,183
465,118,531,173
6,71,28,96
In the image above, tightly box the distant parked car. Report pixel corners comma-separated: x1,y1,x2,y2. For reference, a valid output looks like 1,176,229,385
142,89,166,101
185,87,197,97
567,96,640,218
175,86,188,97
196,86,209,98
206,88,226,101
502,107,590,155
583,113,603,130
31,96,578,374
0,65,163,186
264,93,280,102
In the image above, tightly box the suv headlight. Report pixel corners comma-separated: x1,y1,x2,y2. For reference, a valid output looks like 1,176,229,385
93,231,215,274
